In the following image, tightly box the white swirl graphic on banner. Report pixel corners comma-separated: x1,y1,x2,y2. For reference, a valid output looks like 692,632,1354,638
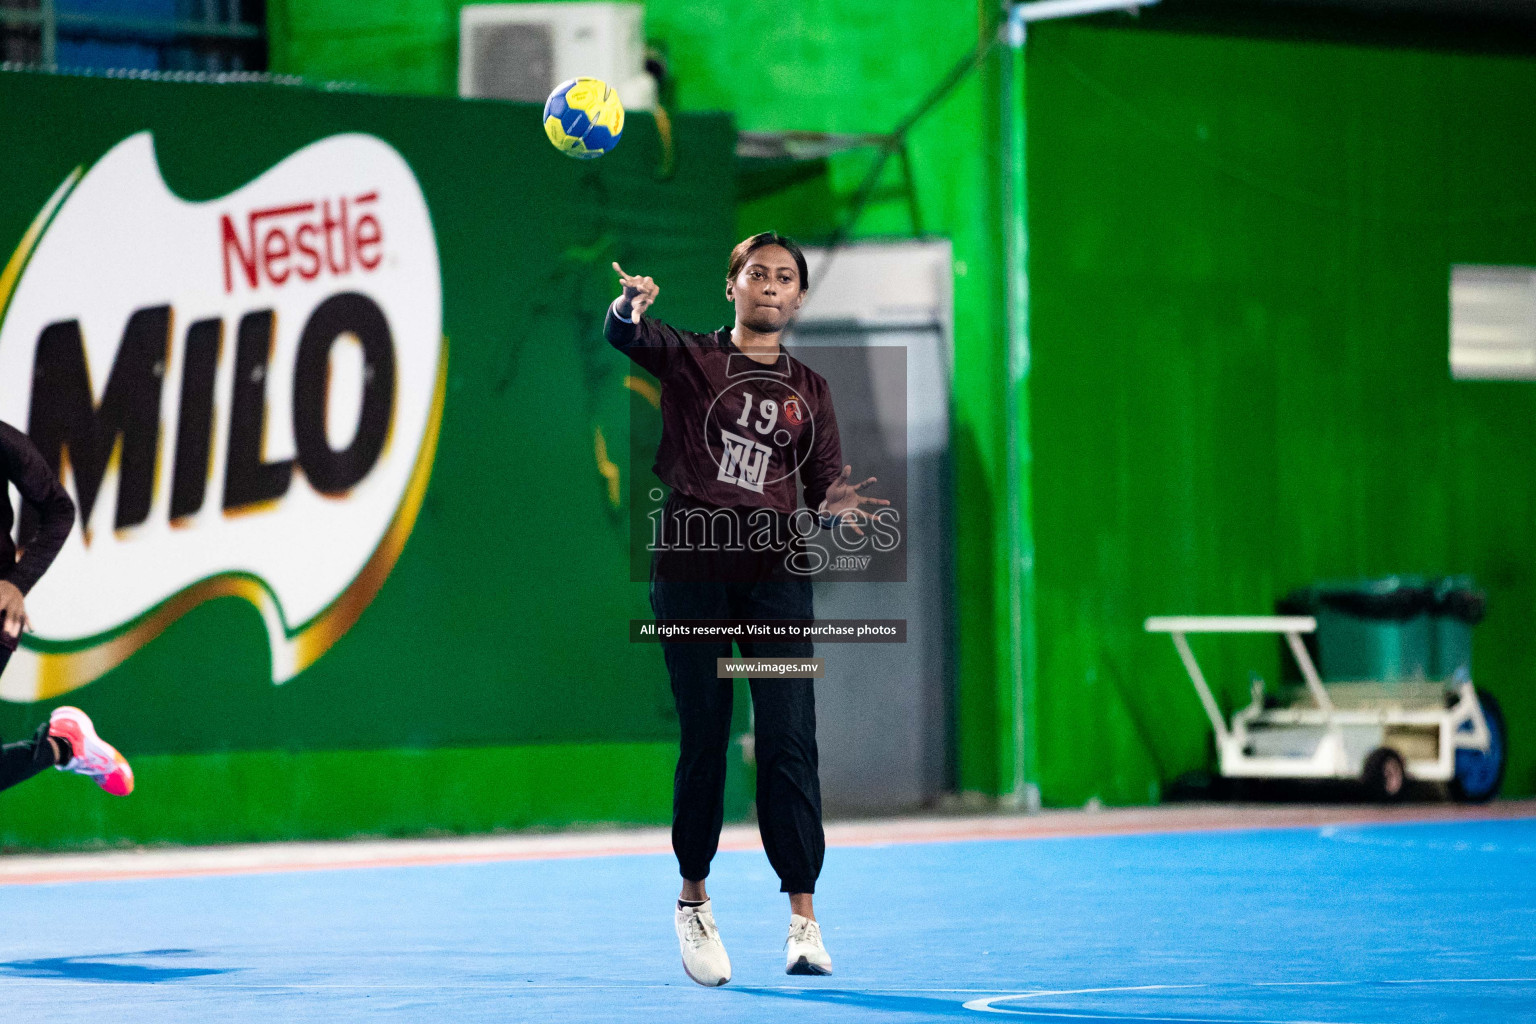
0,131,444,701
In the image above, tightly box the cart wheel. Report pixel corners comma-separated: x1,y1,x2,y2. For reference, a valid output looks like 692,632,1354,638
1362,747,1407,803
1450,688,1506,804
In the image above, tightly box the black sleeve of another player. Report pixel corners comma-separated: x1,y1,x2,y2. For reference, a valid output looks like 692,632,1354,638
604,302,680,380
0,422,75,594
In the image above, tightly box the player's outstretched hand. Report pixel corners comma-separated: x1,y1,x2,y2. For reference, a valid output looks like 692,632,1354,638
0,580,29,639
821,465,891,537
612,262,659,321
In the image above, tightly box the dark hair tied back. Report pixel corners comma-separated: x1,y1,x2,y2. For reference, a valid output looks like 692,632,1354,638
726,232,808,293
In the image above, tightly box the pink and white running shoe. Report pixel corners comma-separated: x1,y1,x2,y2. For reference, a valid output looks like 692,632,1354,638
48,706,133,796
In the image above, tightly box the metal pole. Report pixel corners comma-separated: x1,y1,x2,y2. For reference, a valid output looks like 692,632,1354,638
995,0,1155,809
40,0,56,68
1000,3,1039,811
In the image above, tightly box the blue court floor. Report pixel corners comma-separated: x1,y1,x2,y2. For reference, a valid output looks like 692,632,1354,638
1,814,1533,1022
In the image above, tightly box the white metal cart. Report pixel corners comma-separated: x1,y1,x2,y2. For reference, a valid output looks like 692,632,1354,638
1144,616,1506,801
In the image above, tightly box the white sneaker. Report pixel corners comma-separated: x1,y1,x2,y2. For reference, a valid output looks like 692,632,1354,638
675,899,731,987
786,914,832,975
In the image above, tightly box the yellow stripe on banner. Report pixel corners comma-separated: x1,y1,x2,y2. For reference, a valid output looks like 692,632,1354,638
653,103,676,180
33,576,270,701
0,167,83,329
595,426,621,507
623,374,660,409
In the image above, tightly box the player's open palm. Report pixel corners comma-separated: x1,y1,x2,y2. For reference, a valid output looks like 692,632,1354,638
823,465,889,536
612,262,659,320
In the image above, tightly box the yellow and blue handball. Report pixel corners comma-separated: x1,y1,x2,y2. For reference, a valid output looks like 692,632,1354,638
543,77,625,159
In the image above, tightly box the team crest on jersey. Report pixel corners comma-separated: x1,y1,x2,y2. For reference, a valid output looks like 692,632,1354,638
0,131,444,703
783,398,806,425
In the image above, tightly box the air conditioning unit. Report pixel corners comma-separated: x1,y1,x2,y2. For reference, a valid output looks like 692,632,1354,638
459,2,655,111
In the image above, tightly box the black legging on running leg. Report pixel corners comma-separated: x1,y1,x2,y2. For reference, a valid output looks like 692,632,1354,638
0,633,57,792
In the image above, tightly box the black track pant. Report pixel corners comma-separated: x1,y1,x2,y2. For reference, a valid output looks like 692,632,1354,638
0,637,53,792
650,573,825,894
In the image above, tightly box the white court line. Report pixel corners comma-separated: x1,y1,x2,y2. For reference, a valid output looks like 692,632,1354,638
971,985,1205,1002
3,976,1534,1007
965,985,1289,1021
963,978,1536,1019
969,1014,1362,1023
964,997,1363,1024
1380,977,1536,984
968,1014,1360,1024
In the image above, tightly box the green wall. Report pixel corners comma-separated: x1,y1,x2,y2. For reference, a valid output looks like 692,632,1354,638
1027,22,1536,804
2,743,678,848
0,71,752,847
267,0,1020,799
263,5,1536,809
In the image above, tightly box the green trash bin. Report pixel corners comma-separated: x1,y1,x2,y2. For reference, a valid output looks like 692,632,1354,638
1276,576,1485,684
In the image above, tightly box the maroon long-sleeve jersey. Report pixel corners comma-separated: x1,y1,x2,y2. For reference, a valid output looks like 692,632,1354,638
0,420,75,594
606,305,844,515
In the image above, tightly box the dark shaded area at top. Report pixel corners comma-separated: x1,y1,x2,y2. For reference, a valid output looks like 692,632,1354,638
1114,0,1536,57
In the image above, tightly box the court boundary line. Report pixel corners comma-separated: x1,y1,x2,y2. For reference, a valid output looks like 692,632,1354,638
963,978,1536,1019
0,800,1530,887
